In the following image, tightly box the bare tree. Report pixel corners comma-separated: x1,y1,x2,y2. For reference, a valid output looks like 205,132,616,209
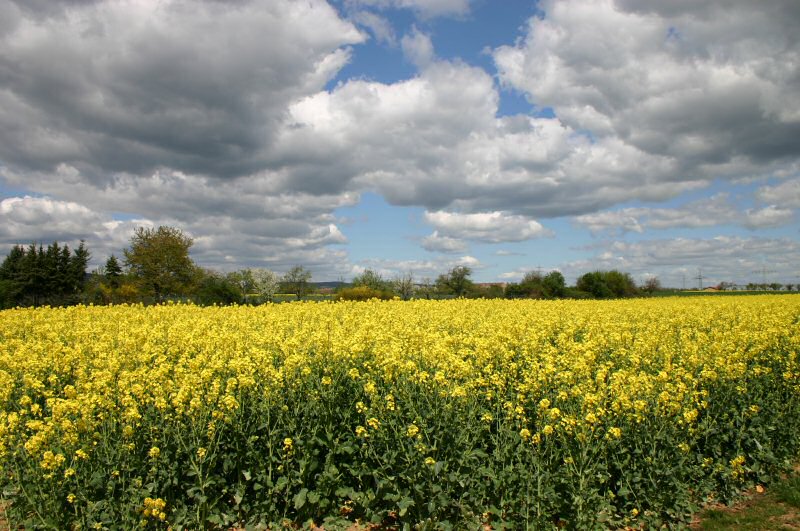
393,272,414,300
415,277,434,299
280,265,312,299
642,276,661,294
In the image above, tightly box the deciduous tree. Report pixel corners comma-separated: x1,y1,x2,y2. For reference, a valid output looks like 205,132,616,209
642,276,661,295
352,269,390,292
251,268,280,302
124,226,195,301
436,266,473,297
393,272,414,300
280,265,312,299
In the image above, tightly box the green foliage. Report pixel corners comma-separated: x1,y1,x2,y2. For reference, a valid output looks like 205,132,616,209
576,272,612,298
124,226,196,301
351,269,391,293
542,270,566,298
0,240,90,307
435,266,473,297
505,270,566,299
336,286,393,301
603,270,638,297
469,283,505,299
103,255,123,288
0,278,21,308
776,475,800,509
225,269,255,298
195,271,244,305
6,355,799,529
576,270,638,299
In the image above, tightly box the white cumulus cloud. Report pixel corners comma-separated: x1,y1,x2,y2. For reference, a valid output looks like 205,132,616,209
424,211,552,243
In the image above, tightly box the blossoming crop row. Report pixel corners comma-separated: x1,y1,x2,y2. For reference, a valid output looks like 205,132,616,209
1,296,799,528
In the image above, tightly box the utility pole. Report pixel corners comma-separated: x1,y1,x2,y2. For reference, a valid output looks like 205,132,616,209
682,273,686,291
696,268,703,290
752,264,776,289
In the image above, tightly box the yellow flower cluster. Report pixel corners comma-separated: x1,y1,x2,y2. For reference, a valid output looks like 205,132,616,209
0,295,797,525
142,496,167,521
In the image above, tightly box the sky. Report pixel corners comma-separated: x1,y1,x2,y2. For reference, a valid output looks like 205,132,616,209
0,0,799,288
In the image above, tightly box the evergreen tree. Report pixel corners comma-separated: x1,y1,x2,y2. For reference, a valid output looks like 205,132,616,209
0,240,91,306
104,254,123,288
70,240,90,296
24,244,44,305
0,245,25,308
0,245,25,282
44,242,60,296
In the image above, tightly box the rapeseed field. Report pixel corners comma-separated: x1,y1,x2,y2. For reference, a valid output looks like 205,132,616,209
1,296,799,529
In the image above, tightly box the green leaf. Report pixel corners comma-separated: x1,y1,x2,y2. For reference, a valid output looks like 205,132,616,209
294,488,309,510
398,497,415,517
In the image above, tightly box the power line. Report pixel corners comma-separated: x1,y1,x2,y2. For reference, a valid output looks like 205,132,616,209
695,268,703,290
752,264,776,287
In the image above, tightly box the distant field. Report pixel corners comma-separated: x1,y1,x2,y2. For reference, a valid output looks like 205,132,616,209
654,289,798,297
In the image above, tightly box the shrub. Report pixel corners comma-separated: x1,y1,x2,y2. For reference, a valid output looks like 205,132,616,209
336,286,394,301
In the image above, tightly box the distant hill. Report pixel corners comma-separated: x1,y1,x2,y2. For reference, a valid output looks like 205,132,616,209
312,281,348,289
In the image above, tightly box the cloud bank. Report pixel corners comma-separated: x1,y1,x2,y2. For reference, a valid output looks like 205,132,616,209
0,0,797,280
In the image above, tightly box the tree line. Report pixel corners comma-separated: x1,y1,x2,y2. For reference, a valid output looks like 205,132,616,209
1,225,796,309
0,241,90,307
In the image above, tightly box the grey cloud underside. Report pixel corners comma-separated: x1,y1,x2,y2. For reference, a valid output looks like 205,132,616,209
3,0,799,218
343,0,471,20
494,0,800,185
0,0,363,179
575,193,797,235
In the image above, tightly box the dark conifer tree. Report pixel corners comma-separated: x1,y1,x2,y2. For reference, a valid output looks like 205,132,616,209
59,244,72,295
0,240,91,307
0,245,25,308
104,254,123,288
70,240,90,296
